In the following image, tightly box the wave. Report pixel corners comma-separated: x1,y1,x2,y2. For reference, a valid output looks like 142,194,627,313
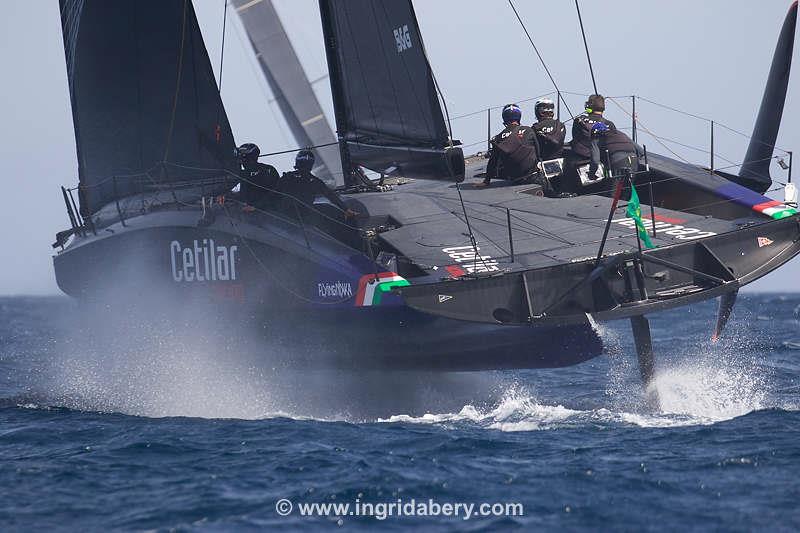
376,343,799,431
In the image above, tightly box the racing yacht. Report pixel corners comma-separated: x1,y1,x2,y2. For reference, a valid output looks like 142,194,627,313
53,0,800,383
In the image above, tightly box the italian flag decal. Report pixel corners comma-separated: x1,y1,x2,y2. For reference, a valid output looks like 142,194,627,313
355,272,409,306
753,200,797,220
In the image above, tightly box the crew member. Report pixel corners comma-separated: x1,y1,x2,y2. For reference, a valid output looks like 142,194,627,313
563,94,632,193
236,143,280,211
532,98,566,160
478,104,539,187
570,94,616,162
589,122,638,177
277,149,358,220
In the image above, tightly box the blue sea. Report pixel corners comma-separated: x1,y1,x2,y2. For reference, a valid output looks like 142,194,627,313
1,294,799,531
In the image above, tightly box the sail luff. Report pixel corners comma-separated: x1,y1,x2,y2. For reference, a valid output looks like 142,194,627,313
318,0,464,182
59,0,238,216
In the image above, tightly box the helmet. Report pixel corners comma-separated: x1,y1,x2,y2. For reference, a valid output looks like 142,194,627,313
535,98,555,120
501,104,522,125
591,122,610,136
585,94,605,113
237,143,260,161
295,148,315,171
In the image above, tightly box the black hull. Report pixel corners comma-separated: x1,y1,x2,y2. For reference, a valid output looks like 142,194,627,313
53,209,602,371
401,215,800,325
53,204,800,371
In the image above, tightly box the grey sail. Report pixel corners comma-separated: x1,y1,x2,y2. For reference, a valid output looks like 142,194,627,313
233,0,341,185
319,0,464,182
59,0,239,217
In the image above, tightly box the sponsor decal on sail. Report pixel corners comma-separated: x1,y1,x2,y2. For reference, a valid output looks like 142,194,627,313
438,294,453,303
355,272,409,306
170,239,238,282
393,24,412,53
757,236,774,247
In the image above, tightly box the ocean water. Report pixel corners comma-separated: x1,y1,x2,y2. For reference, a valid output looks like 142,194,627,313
1,294,799,531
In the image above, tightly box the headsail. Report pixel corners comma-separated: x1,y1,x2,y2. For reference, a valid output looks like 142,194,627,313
233,0,342,185
319,0,464,182
59,0,238,216
737,1,797,193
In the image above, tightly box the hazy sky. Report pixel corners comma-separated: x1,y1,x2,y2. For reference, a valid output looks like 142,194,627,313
1,1,798,295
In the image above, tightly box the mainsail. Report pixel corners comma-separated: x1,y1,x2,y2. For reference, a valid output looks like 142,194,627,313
233,0,342,185
319,0,464,182
59,0,238,216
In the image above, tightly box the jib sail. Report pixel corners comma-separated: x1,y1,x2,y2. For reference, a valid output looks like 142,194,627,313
319,0,464,182
233,0,342,185
59,0,238,217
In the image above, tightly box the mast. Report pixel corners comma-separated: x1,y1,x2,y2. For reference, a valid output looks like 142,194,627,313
318,0,357,186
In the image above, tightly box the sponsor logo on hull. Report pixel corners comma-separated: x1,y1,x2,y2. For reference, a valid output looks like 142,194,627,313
170,239,238,282
318,281,354,299
442,246,500,274
355,272,409,306
612,218,717,240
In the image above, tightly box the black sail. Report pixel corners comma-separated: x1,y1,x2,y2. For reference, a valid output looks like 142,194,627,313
233,0,341,185
738,2,797,193
319,0,464,182
60,0,238,216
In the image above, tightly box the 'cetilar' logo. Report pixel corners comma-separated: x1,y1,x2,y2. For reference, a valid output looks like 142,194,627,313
355,272,409,306
170,239,238,282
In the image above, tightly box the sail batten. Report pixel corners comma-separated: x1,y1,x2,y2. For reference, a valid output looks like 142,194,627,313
59,0,238,216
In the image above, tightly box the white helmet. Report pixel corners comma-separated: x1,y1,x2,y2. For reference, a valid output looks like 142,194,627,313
535,98,555,120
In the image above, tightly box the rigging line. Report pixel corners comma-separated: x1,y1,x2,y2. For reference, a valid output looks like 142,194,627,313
507,0,574,119
636,95,791,154
217,0,228,93
424,192,575,245
454,182,492,273
607,96,759,168
574,0,598,95
635,129,740,165
449,91,556,121
161,161,361,231
163,0,189,163
418,34,455,142
221,204,355,305
257,141,341,158
606,97,691,164
636,95,711,123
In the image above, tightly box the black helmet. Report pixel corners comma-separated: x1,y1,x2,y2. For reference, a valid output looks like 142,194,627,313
237,143,260,161
584,94,605,113
295,149,315,171
535,98,555,120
